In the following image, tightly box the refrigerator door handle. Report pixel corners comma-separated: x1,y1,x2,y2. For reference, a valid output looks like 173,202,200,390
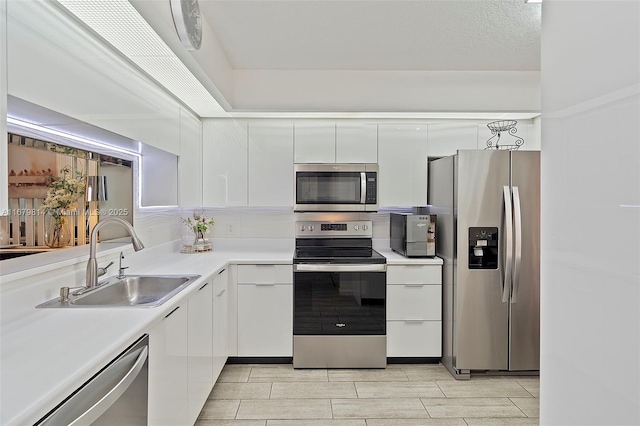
511,186,522,303
502,186,513,303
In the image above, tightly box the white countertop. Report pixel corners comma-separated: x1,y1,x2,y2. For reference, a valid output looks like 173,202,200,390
0,240,442,425
375,247,444,265
0,243,293,426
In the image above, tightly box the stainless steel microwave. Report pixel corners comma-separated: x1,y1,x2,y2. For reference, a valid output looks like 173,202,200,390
294,163,379,212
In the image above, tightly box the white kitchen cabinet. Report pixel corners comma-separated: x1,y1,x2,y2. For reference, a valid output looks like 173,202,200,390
247,122,294,206
387,285,441,320
294,122,336,163
212,267,229,380
335,123,378,163
387,321,442,358
237,264,293,356
387,264,442,285
202,119,248,206
386,263,442,358
227,265,238,357
178,108,202,207
187,280,214,425
148,303,188,426
378,124,428,206
426,123,478,158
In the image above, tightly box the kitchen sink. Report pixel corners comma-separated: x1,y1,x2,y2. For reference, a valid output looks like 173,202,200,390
36,275,201,308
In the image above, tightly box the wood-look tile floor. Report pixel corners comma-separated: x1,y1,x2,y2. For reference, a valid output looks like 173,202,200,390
196,364,539,426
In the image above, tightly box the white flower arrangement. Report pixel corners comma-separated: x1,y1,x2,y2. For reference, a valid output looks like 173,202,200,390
39,166,86,220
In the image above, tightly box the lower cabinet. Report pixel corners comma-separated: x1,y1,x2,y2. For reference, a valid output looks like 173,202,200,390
149,276,217,426
237,264,293,357
148,302,189,426
212,267,229,379
187,280,214,425
386,263,443,358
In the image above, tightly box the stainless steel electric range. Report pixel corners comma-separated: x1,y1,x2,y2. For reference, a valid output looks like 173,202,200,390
293,220,387,368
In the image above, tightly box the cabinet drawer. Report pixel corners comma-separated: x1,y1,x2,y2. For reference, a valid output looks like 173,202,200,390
387,264,441,285
387,285,441,320
237,264,293,285
387,320,442,357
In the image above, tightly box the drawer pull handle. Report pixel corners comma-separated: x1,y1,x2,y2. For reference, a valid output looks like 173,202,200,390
216,288,227,297
404,284,425,288
218,268,226,275
165,306,180,318
254,283,276,286
404,320,425,324
199,282,210,291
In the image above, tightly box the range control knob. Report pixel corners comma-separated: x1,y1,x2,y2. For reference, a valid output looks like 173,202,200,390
308,225,315,231
354,225,359,231
362,224,369,231
299,225,306,232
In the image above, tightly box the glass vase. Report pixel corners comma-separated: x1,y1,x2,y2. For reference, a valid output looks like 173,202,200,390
44,214,73,248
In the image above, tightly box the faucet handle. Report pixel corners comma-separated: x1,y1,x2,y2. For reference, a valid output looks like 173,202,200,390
97,261,114,277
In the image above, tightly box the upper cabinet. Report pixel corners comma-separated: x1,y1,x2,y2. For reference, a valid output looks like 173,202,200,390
294,122,377,164
247,122,294,206
294,122,335,163
426,123,478,158
378,124,428,206
178,108,202,207
202,119,248,207
335,123,378,163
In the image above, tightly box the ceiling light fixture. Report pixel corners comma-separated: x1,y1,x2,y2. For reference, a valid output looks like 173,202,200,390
55,0,224,117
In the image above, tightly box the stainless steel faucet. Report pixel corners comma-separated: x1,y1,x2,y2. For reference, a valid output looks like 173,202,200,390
86,218,144,289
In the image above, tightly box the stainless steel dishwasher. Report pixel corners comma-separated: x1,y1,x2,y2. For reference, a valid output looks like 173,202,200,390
36,335,148,426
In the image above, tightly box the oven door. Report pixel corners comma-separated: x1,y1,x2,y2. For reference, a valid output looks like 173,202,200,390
294,164,378,212
293,264,386,336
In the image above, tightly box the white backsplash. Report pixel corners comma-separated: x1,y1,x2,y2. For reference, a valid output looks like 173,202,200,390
178,207,413,243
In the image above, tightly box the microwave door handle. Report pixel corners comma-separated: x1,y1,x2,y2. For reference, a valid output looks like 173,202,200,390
360,172,366,204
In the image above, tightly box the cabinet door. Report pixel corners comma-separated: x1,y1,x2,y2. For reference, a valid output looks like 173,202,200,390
238,284,293,356
387,284,442,320
378,124,428,206
426,123,478,158
202,119,248,206
148,303,188,426
178,108,202,207
187,281,214,425
336,123,378,163
294,122,336,163
387,320,442,357
248,122,294,206
212,267,229,381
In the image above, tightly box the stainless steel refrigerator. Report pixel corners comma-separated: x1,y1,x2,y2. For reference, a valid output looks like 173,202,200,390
429,150,540,379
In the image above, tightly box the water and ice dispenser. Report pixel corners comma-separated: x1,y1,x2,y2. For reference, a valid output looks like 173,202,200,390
468,227,498,269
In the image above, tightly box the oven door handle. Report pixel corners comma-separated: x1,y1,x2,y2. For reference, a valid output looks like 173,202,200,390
294,264,386,272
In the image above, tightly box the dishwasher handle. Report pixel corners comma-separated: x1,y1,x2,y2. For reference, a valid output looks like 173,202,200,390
38,336,149,426
69,346,148,426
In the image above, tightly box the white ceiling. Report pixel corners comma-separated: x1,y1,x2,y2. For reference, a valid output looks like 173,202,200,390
126,0,542,114
199,0,541,72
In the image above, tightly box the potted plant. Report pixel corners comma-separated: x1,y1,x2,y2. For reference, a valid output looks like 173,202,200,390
39,166,86,248
180,210,214,252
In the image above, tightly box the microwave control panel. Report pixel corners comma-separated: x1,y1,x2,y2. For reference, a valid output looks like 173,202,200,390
365,172,377,204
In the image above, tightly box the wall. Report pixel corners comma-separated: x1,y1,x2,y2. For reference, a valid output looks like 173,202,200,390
4,0,201,249
540,1,640,425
